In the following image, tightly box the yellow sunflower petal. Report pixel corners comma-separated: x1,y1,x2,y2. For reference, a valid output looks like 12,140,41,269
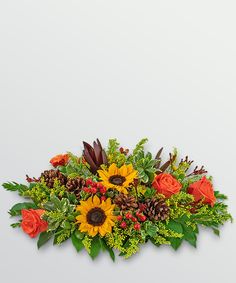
75,196,115,237
76,215,86,223
108,163,118,175
97,170,109,182
105,197,111,206
93,195,101,206
97,169,109,178
126,164,134,174
86,196,94,207
119,164,128,176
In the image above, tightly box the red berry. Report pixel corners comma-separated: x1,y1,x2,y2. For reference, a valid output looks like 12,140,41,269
125,212,132,219
83,187,90,193
86,179,93,186
120,221,127,229
131,217,137,222
134,223,141,230
139,215,147,222
117,215,123,221
100,195,106,201
136,211,140,217
96,182,102,188
99,186,106,194
90,187,97,194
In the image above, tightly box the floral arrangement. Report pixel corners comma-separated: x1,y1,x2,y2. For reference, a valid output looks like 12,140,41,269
2,139,232,260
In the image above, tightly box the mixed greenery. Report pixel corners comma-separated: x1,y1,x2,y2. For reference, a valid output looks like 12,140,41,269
2,138,232,260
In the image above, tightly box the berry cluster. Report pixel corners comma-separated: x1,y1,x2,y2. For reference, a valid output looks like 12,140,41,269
82,179,107,201
117,210,147,231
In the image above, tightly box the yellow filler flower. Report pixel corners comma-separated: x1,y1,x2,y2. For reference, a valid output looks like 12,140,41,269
97,163,138,194
76,195,116,237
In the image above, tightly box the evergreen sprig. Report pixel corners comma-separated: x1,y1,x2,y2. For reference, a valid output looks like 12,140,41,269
2,138,232,260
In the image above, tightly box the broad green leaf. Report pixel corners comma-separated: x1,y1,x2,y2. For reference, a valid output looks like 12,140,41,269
71,232,84,252
167,220,183,234
37,232,53,249
182,225,197,247
50,195,62,210
145,222,157,237
61,221,71,230
9,202,38,216
99,238,115,261
90,237,101,259
170,237,183,250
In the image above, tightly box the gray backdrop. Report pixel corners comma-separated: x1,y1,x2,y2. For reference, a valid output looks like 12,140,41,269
0,1,235,283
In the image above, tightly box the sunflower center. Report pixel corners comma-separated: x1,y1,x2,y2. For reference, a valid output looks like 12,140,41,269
109,175,126,186
86,207,106,226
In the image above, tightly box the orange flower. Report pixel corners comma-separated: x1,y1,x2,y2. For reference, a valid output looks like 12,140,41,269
188,176,216,207
50,154,69,167
152,173,182,198
21,209,48,238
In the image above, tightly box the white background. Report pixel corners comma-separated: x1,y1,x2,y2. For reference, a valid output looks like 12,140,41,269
0,1,236,283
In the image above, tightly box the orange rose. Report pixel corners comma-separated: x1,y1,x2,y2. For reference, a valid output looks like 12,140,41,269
188,176,216,207
152,173,182,197
50,154,69,167
21,209,48,238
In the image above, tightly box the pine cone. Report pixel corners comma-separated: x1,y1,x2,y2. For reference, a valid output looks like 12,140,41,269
144,198,169,221
66,177,86,199
40,169,67,188
114,193,138,211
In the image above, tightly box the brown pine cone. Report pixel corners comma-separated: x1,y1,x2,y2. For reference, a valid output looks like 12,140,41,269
66,177,86,199
144,198,169,221
40,169,67,188
114,193,138,211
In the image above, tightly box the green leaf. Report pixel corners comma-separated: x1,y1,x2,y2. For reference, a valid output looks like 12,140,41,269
9,202,38,216
212,227,220,236
37,232,53,249
182,225,197,247
99,238,115,261
89,237,101,260
61,221,71,230
43,202,56,211
50,195,62,210
11,222,21,228
71,232,84,252
145,221,157,237
167,220,183,234
214,191,228,200
2,182,28,194
144,187,156,198
170,237,183,250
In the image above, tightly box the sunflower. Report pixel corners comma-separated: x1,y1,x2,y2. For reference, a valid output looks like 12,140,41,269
76,195,116,237
97,163,138,194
